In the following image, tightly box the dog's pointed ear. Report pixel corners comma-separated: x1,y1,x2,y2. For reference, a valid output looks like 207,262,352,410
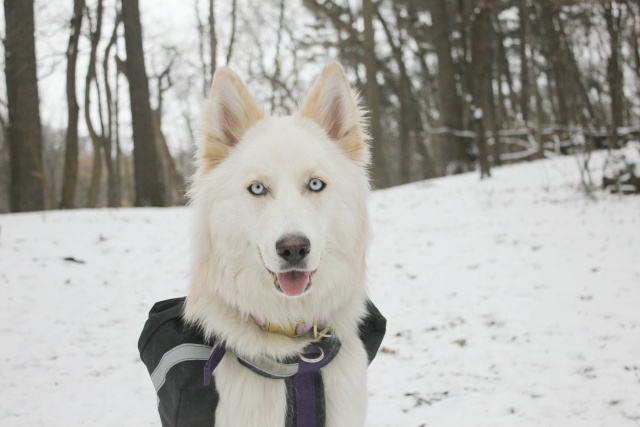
299,61,370,166
199,68,264,170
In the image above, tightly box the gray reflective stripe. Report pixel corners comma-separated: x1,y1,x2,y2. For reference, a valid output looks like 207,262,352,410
239,353,298,378
151,343,302,392
151,343,213,392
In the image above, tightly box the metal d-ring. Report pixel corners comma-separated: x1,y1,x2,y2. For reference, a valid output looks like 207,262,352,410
300,347,324,363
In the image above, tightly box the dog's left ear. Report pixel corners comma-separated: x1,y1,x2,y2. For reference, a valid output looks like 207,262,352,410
299,61,370,166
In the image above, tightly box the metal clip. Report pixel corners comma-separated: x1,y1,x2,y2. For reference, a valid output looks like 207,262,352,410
299,347,324,363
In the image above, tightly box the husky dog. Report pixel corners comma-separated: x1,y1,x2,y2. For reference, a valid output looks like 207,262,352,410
183,61,372,426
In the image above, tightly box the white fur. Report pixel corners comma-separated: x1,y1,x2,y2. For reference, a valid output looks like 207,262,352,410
184,62,371,426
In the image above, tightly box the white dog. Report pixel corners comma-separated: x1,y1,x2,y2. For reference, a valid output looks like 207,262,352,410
183,61,372,426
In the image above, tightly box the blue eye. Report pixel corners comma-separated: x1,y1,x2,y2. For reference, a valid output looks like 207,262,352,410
308,179,325,192
249,182,266,196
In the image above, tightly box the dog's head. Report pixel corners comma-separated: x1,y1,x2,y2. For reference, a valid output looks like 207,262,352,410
186,62,370,337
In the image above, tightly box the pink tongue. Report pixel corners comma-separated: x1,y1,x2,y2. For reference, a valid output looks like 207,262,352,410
277,271,311,296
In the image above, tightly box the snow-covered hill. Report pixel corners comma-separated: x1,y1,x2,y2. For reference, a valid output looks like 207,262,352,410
1,152,639,426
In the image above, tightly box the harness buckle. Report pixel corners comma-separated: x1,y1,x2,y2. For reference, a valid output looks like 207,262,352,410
299,346,324,363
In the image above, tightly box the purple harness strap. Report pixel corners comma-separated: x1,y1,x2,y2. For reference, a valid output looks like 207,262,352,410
203,344,226,386
203,341,339,427
294,344,336,427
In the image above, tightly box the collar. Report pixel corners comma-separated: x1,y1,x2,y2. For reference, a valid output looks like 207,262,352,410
252,316,314,338
251,316,331,339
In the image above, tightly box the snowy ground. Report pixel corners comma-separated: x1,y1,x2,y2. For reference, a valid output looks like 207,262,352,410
1,151,639,426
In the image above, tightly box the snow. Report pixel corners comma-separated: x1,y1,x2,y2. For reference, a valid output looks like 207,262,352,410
1,152,640,426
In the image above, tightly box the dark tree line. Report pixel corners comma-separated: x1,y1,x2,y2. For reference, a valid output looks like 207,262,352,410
1,0,638,212
304,0,639,187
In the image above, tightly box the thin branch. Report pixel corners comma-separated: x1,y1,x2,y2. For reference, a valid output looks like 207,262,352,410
225,0,237,65
194,0,208,97
84,0,104,208
209,0,217,80
302,0,360,41
103,12,121,145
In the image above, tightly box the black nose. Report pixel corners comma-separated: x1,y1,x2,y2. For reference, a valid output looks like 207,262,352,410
276,235,310,263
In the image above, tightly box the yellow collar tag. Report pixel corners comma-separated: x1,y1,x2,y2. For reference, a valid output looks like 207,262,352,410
261,320,302,338
257,318,332,339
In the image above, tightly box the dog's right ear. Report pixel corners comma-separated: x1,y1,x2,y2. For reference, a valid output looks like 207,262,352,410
198,68,264,170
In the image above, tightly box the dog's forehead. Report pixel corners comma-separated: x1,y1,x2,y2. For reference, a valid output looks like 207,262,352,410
237,116,336,173
248,116,323,146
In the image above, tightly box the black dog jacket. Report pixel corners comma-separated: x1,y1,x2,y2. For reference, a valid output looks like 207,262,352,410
138,297,386,427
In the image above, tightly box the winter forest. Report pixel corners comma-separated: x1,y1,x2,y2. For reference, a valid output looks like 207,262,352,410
1,0,639,211
2,1,640,426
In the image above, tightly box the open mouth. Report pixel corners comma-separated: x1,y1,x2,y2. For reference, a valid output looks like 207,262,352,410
273,270,313,297
257,249,315,297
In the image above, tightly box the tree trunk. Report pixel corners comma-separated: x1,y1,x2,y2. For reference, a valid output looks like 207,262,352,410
103,13,121,207
517,0,530,123
60,0,85,209
122,0,166,206
629,5,640,103
152,110,186,206
485,11,501,167
539,2,570,125
604,2,623,149
427,0,470,174
4,0,46,211
457,0,474,133
471,0,492,178
114,52,123,205
85,0,104,208
413,53,438,178
533,62,545,159
362,0,389,188
495,18,517,127
627,1,640,108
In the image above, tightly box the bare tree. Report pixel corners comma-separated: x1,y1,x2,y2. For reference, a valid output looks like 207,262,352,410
121,0,166,206
628,3,640,103
517,0,530,124
60,0,85,209
362,0,389,188
427,0,471,174
4,0,47,211
471,0,493,178
604,1,623,149
85,0,104,208
151,50,186,205
102,11,122,207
